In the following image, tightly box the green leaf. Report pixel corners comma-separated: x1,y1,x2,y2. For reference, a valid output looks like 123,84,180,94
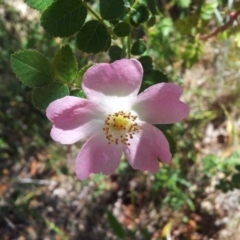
174,15,199,35
232,173,240,188
70,89,85,98
113,22,131,37
109,45,125,62
235,164,240,172
183,42,202,68
75,64,94,84
131,39,146,55
107,211,125,239
162,131,177,155
130,4,149,26
140,69,169,91
177,0,191,8
154,124,173,131
53,45,78,83
32,82,69,111
144,69,169,83
24,0,54,11
138,55,153,71
11,50,55,88
76,20,111,53
100,0,125,20
147,16,156,27
201,1,218,20
139,0,156,15
41,0,87,37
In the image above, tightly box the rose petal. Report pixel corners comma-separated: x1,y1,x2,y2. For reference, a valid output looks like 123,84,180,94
46,96,105,144
132,83,189,124
123,123,172,173
82,59,143,102
75,131,122,180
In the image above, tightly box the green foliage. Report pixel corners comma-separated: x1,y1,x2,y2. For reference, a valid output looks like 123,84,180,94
107,211,126,239
147,16,156,27
130,4,149,26
157,17,174,37
176,0,191,8
109,45,125,62
53,45,78,83
41,0,87,37
202,153,240,193
162,131,176,155
75,63,94,84
11,50,55,88
141,69,169,91
71,89,85,98
114,22,131,37
131,39,147,55
183,42,202,68
24,0,54,11
200,0,218,20
138,55,153,71
152,163,194,211
139,0,157,15
32,82,69,111
76,20,111,53
100,0,125,20
45,219,68,240
174,15,199,35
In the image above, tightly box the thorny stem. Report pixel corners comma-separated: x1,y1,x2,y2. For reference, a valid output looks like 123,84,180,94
200,9,240,40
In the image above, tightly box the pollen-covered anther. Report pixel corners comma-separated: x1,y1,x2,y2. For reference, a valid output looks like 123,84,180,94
103,111,141,145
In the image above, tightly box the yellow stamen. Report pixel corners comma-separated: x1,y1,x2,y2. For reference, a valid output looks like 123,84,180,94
102,111,142,145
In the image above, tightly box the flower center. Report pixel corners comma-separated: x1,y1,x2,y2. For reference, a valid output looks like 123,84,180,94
103,111,142,145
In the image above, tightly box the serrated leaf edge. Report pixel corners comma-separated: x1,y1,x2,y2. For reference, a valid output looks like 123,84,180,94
11,49,56,88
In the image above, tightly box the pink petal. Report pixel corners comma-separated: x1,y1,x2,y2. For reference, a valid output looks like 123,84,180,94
123,123,172,173
46,96,105,144
75,131,122,180
82,59,143,102
132,83,189,124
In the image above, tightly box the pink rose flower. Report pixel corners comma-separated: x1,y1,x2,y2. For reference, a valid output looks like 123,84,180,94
46,59,189,180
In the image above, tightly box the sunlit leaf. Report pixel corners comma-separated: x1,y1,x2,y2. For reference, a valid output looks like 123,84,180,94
24,0,54,11
53,45,78,83
175,15,199,35
177,0,191,8
11,50,55,87
201,1,218,20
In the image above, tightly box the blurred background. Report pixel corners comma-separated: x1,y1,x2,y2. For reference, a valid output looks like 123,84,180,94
1,0,240,239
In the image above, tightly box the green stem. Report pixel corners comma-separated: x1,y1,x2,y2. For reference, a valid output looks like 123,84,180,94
55,80,81,90
127,33,131,58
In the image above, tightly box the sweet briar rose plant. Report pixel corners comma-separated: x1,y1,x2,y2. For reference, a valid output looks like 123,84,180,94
10,0,191,180
46,59,189,180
